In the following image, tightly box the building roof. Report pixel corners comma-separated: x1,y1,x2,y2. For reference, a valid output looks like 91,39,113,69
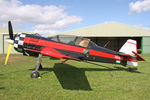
0,27,33,34
61,22,150,37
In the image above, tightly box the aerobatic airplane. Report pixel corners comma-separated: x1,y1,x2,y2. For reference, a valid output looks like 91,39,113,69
5,21,145,78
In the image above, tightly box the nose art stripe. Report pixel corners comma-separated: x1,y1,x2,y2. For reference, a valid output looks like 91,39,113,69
14,34,26,48
15,37,19,41
14,44,18,48
19,37,25,41
20,34,26,38
18,40,24,45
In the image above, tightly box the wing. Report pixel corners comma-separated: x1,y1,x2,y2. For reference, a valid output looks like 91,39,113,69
40,47,80,61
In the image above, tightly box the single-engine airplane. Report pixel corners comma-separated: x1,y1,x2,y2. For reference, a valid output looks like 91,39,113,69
5,21,145,78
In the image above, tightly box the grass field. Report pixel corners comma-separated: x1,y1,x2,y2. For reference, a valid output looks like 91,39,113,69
0,54,150,100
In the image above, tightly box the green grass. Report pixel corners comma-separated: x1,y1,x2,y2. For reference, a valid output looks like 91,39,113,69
0,54,150,100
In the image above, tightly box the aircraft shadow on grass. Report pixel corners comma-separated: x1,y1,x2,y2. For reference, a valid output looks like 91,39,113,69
0,87,5,90
35,62,141,91
0,74,5,90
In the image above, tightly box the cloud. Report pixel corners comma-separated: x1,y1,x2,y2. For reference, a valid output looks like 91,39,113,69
0,0,82,35
129,0,150,14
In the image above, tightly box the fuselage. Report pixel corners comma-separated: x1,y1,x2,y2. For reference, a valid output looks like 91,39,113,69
13,33,123,65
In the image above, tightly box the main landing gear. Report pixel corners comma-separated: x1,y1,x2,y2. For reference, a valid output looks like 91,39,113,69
31,54,42,78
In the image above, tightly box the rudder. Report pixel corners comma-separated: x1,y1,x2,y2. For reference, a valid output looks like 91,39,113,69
119,39,138,66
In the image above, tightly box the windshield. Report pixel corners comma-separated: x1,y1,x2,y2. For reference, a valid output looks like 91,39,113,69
59,35,76,44
48,35,59,42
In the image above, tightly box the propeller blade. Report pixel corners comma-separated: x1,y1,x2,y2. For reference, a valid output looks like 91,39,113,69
8,21,14,40
4,44,12,65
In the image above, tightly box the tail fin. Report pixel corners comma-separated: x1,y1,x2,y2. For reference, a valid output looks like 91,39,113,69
119,39,137,55
119,39,138,66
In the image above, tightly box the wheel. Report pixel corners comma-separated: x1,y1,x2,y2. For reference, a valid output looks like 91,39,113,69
31,71,40,78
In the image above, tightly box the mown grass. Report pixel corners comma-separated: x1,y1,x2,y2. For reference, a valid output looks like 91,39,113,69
0,54,150,100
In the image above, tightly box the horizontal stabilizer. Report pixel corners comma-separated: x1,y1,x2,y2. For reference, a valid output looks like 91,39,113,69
118,51,145,61
132,51,145,61
118,52,132,57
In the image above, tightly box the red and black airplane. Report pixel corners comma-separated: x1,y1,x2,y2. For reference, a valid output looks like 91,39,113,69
5,21,145,78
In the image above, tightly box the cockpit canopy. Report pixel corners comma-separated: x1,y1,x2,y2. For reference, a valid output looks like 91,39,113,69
48,35,97,48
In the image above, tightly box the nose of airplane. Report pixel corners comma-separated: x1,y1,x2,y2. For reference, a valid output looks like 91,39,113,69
6,38,14,44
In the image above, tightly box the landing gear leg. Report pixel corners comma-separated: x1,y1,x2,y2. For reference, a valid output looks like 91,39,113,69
31,54,42,78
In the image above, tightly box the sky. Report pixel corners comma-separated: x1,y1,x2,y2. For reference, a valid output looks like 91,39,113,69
0,0,150,36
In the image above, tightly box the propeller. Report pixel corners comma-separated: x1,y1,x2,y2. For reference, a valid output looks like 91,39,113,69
4,21,14,65
8,21,14,40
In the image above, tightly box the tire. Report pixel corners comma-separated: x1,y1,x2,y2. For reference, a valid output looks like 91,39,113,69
31,71,40,78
